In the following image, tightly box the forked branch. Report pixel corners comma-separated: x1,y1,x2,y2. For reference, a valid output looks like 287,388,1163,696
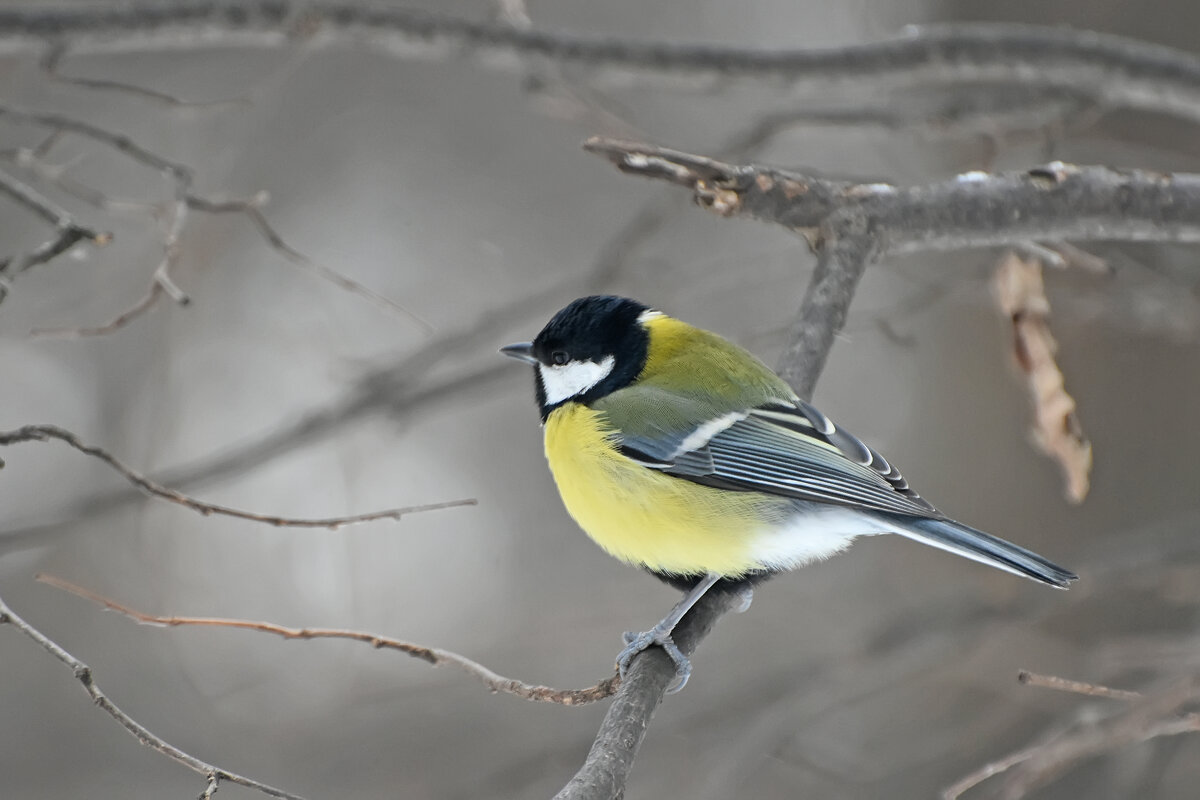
0,593,308,800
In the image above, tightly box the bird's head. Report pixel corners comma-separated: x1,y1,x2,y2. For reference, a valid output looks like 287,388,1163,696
501,295,653,418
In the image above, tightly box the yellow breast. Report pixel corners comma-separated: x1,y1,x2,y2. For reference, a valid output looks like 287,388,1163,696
543,402,787,578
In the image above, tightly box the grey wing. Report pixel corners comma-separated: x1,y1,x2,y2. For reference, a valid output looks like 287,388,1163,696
620,399,941,518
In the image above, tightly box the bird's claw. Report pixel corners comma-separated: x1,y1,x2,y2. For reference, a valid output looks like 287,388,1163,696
617,627,692,693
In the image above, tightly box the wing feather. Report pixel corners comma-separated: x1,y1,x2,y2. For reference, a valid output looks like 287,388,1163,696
620,400,939,518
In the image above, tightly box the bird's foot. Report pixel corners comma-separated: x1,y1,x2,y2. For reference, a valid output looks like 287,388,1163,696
617,625,691,693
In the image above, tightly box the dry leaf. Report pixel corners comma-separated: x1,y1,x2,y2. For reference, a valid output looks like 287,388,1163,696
992,252,1093,503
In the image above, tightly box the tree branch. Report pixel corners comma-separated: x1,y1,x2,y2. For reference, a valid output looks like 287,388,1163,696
1017,669,1145,702
555,144,885,800
0,109,823,545
584,138,1200,254
38,573,618,706
944,675,1200,799
1,104,424,334
4,5,1200,123
560,135,1200,798
0,424,474,529
0,591,307,800
0,167,109,301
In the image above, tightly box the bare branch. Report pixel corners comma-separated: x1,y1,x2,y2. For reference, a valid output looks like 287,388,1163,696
0,104,195,317
554,590,743,800
557,143,883,800
30,279,169,338
945,676,1200,799
585,138,1200,253
0,340,519,544
0,168,109,300
200,774,221,800
1,105,420,334
997,680,1200,799
1017,670,1144,702
0,424,474,528
555,131,1199,798
943,739,1061,800
0,591,308,800
186,193,432,332
777,232,878,398
5,6,1200,124
40,41,252,109
1,141,158,214
0,104,190,178
38,573,618,706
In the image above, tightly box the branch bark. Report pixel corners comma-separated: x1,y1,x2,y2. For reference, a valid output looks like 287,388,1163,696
563,137,1200,798
4,5,1200,124
584,138,1200,254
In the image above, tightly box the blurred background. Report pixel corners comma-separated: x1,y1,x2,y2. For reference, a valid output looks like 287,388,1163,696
1,1,1199,798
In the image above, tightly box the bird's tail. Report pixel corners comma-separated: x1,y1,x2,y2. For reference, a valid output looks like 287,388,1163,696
877,513,1077,589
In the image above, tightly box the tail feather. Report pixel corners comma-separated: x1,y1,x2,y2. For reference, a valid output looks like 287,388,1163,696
879,514,1077,589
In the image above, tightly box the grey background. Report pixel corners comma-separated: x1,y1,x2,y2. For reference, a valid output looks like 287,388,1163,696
1,1,1198,798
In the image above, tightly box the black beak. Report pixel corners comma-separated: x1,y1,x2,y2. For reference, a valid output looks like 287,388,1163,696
500,342,538,364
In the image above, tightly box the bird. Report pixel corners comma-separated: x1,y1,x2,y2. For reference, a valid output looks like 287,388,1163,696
501,295,1077,691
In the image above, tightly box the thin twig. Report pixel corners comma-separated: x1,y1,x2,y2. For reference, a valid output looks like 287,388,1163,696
0,354,513,545
3,144,158,214
1,105,420,334
38,573,618,706
0,104,194,316
0,104,191,178
945,676,1200,799
186,193,431,332
200,773,221,800
998,677,1200,800
942,740,1060,800
0,424,474,528
0,168,109,300
0,592,308,800
40,41,252,109
1018,669,1144,702
30,280,167,338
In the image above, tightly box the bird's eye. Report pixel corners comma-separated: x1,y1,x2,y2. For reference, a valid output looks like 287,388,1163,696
551,350,569,366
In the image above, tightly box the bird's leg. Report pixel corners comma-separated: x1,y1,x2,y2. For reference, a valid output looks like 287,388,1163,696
616,572,721,693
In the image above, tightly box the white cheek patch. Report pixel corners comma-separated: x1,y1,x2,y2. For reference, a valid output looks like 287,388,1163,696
538,356,616,405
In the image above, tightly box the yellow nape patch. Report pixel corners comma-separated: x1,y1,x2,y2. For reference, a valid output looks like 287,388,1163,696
544,402,786,578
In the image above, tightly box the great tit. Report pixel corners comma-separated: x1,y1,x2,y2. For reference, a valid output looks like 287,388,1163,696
502,295,1076,691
